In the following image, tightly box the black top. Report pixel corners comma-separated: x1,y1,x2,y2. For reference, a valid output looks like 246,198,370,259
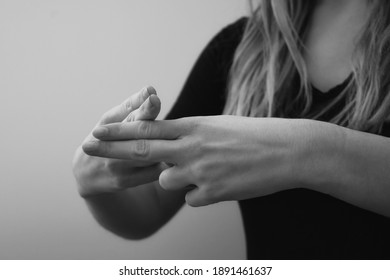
165,18,390,259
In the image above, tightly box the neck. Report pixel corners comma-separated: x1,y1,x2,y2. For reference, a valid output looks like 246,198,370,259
303,0,372,92
316,0,370,15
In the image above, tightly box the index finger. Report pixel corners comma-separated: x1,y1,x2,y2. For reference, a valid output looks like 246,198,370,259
93,119,184,141
83,139,182,164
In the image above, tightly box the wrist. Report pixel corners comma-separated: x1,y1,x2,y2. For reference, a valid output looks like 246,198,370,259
290,120,347,193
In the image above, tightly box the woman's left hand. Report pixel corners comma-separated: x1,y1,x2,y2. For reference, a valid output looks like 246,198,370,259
85,115,327,206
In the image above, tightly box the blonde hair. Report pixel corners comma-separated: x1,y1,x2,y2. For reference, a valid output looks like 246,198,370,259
224,0,390,132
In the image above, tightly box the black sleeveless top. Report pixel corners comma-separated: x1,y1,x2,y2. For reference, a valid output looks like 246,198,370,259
165,18,390,259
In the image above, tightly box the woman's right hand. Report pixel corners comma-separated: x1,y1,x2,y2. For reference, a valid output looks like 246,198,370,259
72,86,167,197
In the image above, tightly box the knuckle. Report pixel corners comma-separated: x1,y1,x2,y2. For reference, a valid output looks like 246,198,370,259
126,112,136,122
110,175,127,191
120,102,129,117
115,123,125,136
124,97,133,111
137,121,152,137
191,162,208,184
106,160,120,173
188,117,200,131
132,139,150,159
187,136,203,155
183,117,200,134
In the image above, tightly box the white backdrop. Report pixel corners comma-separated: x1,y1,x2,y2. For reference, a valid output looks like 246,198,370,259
0,0,246,259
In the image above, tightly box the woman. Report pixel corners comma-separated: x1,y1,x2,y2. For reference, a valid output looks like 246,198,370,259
73,0,390,259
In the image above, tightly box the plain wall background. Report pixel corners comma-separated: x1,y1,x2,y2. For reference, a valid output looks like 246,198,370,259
0,0,247,259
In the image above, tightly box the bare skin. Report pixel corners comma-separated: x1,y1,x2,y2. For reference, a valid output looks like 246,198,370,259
304,0,370,91
73,0,390,239
72,87,186,239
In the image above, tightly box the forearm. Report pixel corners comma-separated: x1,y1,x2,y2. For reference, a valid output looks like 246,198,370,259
301,121,390,217
73,145,186,239
84,181,162,240
83,181,186,239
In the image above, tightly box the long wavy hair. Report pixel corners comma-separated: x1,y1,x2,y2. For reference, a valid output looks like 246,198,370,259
224,0,390,132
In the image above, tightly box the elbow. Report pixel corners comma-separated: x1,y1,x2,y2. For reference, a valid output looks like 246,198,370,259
91,212,166,241
103,222,162,241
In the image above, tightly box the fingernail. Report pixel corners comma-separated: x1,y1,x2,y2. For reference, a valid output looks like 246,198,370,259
93,126,108,138
82,141,99,152
148,94,160,108
146,86,156,95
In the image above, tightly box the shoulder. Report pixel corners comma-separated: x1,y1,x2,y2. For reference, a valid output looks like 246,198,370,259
212,17,248,44
206,17,248,54
200,17,248,75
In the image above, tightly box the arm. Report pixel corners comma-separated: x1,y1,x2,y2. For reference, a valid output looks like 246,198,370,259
301,120,390,218
81,176,186,240
74,19,245,238
87,115,390,218
73,88,186,239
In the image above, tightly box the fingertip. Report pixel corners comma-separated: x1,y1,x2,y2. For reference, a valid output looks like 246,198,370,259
92,126,109,138
148,94,161,109
146,86,157,96
82,140,99,154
